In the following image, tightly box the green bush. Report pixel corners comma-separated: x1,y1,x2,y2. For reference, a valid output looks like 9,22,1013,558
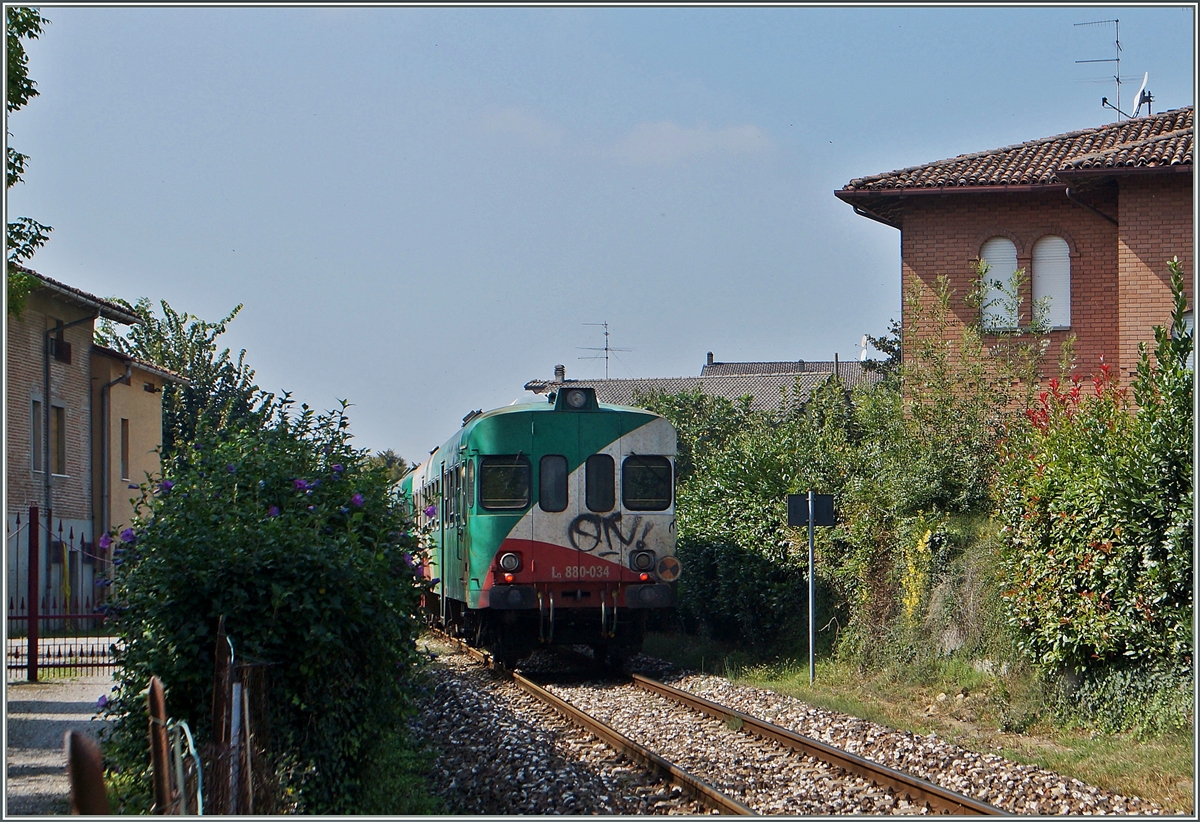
997,260,1193,674
1049,661,1194,738
100,397,433,813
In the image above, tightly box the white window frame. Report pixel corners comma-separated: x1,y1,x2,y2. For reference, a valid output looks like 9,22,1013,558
980,237,1020,331
1032,235,1071,330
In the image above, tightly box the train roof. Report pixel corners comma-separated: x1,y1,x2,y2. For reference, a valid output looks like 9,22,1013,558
402,394,668,484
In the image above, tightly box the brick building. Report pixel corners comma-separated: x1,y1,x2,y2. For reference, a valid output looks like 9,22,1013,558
835,107,1193,384
6,267,183,614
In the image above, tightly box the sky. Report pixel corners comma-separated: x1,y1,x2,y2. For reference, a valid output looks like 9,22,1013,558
6,4,1195,464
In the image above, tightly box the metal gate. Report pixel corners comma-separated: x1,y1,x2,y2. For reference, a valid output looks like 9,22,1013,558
6,506,116,681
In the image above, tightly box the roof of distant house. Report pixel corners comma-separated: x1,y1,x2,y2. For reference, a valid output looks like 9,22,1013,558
92,344,190,385
699,359,855,377
836,107,1193,225
524,359,881,412
11,263,142,325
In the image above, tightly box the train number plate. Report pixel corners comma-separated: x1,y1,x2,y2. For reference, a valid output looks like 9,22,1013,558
551,565,611,579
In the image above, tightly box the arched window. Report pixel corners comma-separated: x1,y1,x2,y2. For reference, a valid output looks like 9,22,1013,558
1032,236,1071,329
980,237,1019,330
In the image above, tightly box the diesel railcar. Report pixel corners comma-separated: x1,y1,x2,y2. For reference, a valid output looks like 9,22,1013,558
400,386,679,665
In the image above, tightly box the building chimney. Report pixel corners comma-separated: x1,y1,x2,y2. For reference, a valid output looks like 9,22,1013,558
706,351,714,366
554,364,566,382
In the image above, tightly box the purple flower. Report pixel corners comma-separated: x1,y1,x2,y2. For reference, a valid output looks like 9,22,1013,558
351,493,364,507
96,695,108,709
424,504,437,518
159,480,174,493
332,464,344,474
119,528,136,544
98,533,112,550
226,464,237,473
127,483,139,490
401,552,414,568
293,479,310,491
268,506,280,518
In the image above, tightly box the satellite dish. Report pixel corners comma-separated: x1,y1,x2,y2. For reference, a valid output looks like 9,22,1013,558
1132,72,1149,117
859,334,869,362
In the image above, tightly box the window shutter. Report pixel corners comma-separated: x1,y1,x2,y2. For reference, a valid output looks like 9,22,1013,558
980,238,1019,330
1033,236,1071,329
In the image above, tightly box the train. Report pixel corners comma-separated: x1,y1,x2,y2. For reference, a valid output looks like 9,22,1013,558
400,386,679,666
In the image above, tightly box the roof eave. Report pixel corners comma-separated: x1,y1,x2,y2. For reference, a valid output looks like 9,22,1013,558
1057,163,1194,181
12,264,143,325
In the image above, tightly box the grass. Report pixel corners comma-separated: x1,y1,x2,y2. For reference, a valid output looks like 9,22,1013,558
643,631,1194,814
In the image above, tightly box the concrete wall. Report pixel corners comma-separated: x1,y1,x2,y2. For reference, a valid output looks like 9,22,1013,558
91,353,166,536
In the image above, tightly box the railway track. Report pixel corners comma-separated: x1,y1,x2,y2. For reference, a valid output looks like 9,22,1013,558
428,632,1002,815
431,630,752,814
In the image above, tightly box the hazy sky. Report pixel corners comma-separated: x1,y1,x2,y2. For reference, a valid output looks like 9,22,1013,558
7,5,1195,462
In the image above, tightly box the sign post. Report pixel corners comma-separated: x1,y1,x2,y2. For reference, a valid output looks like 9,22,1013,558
787,492,834,685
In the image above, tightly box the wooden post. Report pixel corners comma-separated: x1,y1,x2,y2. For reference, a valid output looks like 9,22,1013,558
211,616,232,814
148,677,172,813
65,730,111,815
27,505,39,682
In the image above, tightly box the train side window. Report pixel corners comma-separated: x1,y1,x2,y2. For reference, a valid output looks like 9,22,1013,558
623,455,672,511
585,454,615,512
479,456,531,510
539,455,568,512
466,460,475,510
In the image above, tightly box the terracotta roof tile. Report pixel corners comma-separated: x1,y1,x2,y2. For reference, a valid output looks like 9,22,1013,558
840,107,1192,192
525,362,881,412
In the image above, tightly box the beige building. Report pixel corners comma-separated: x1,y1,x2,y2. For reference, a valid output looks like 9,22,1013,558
6,267,184,613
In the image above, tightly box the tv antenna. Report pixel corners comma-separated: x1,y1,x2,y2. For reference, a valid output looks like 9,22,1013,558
1075,19,1127,120
578,321,631,379
1130,71,1153,117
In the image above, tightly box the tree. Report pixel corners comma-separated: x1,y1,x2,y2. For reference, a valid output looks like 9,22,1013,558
96,299,260,457
6,6,51,316
369,448,410,483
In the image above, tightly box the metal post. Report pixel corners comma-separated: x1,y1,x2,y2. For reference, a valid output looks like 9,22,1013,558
28,505,39,682
808,490,815,686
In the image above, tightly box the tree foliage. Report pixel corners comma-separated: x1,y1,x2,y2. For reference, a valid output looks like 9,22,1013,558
642,266,1048,661
6,6,52,316
96,298,259,458
100,397,433,813
998,259,1193,673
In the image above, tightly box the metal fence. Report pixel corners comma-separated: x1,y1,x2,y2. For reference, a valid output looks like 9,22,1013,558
7,601,117,681
7,506,117,681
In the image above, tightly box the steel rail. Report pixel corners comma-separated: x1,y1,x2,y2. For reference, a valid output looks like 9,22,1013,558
630,673,1006,816
427,631,755,815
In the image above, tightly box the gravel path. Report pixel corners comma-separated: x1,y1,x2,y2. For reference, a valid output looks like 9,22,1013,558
5,675,115,816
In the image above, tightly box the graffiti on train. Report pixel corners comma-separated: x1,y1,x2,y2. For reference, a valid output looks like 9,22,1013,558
567,512,654,553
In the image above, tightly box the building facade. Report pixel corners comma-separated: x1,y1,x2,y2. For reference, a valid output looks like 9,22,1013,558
836,107,1193,385
6,268,181,615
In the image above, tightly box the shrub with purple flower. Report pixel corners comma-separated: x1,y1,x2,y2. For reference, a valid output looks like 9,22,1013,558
100,397,433,813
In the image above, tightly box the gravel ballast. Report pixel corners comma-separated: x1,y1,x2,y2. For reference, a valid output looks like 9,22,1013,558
412,640,1164,815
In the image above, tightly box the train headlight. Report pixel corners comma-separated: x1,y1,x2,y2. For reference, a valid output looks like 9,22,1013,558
565,389,588,409
499,552,522,573
630,550,655,572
